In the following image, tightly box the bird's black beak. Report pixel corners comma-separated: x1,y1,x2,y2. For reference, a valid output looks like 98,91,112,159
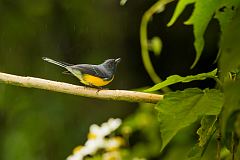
115,58,121,64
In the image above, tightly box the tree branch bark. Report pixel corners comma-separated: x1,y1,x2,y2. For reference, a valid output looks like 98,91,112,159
0,72,163,104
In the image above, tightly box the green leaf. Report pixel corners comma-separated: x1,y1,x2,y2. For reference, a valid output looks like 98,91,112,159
145,69,217,92
167,0,220,68
215,0,240,66
219,9,240,78
221,81,240,149
184,0,219,68
167,0,196,27
219,8,240,148
187,116,217,160
214,0,240,32
197,116,217,147
156,88,223,151
168,0,240,68
187,146,202,160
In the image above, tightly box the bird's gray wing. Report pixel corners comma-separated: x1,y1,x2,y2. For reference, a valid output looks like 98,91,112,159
70,64,111,79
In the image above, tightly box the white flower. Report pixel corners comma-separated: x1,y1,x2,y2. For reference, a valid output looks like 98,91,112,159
67,118,122,160
99,122,110,137
67,152,83,160
88,118,122,139
85,138,105,154
88,124,101,139
103,151,121,160
107,118,122,131
104,137,124,151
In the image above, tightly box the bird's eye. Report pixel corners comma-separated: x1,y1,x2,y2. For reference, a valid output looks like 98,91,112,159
109,62,113,67
108,61,115,68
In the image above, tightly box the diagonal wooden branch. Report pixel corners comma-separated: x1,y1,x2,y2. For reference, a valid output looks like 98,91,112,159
0,72,163,104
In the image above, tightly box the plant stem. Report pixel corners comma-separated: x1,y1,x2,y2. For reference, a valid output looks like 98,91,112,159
140,0,174,93
217,129,221,160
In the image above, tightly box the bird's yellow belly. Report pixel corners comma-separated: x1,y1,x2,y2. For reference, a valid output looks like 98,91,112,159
81,74,113,87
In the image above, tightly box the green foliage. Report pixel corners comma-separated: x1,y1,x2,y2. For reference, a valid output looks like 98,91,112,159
187,116,217,160
219,10,240,77
218,8,240,156
120,104,162,159
140,0,173,93
221,81,240,149
156,88,223,151
145,69,217,92
197,116,217,148
214,0,240,32
184,0,220,68
168,0,240,68
167,0,195,27
146,1,240,157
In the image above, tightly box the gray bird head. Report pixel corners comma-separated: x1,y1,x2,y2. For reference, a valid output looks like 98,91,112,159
102,58,121,73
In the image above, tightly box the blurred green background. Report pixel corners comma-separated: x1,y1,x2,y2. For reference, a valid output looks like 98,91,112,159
0,0,219,159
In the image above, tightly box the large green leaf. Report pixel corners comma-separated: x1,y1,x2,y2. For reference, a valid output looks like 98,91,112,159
187,116,217,160
156,88,223,151
219,9,240,77
145,69,217,92
218,12,240,147
167,0,219,68
218,7,240,149
168,0,240,68
184,0,219,68
215,0,240,32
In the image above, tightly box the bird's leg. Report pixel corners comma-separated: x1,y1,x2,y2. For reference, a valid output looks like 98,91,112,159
96,86,104,93
90,85,106,93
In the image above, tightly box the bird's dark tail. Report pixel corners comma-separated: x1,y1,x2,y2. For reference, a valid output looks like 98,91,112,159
42,57,72,68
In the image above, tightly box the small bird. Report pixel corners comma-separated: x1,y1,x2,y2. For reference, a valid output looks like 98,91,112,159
42,57,121,87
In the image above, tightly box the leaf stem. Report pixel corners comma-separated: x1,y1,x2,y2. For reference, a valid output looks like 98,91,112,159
216,127,221,160
140,0,174,93
214,77,223,88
